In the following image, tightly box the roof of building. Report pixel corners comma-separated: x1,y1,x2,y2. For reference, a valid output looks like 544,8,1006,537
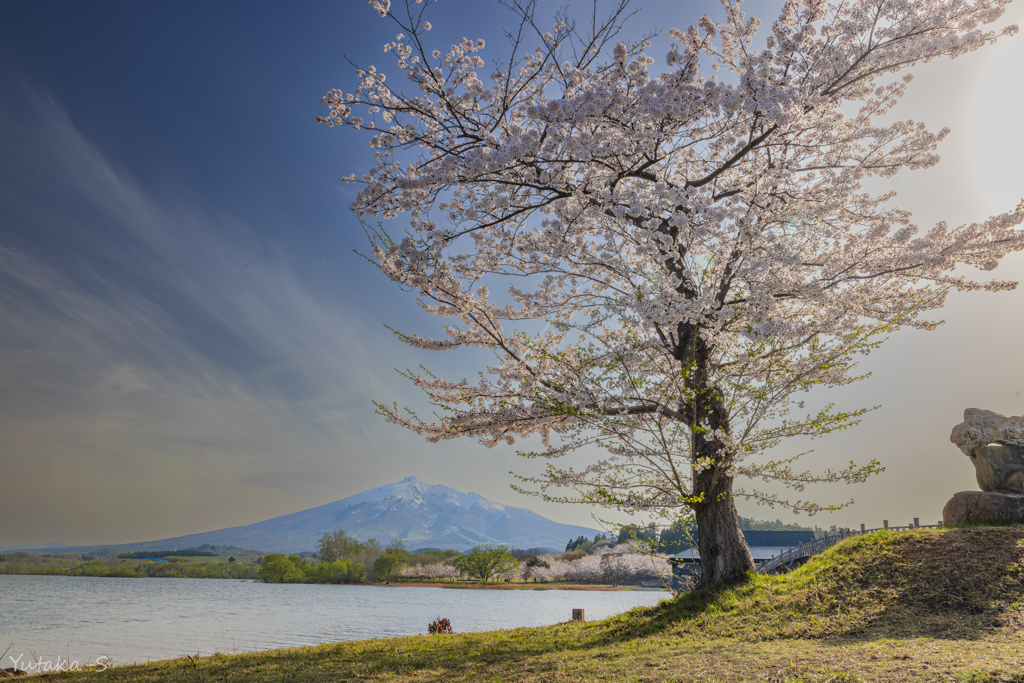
669,545,800,562
668,530,816,564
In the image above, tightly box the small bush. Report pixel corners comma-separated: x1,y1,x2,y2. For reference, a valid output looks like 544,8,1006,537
427,617,453,635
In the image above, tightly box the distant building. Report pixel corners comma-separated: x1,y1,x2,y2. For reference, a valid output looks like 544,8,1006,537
668,530,815,591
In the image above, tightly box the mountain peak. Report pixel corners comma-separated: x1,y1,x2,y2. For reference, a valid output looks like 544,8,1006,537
35,478,602,555
301,479,598,551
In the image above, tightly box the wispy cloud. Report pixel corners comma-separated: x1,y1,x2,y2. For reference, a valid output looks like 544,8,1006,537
0,78,401,545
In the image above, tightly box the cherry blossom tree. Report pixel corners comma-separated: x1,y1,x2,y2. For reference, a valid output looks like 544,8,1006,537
565,553,603,582
432,562,460,582
320,0,1023,584
543,548,670,584
404,561,460,581
523,562,552,582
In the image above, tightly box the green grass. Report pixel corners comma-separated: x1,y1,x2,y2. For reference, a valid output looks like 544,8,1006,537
30,527,1024,682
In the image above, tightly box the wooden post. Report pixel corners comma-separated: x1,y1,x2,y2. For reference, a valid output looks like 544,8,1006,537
883,520,888,528
572,609,585,622
860,524,865,532
913,518,919,528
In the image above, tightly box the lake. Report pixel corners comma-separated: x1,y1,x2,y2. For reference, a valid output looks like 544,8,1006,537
0,575,667,668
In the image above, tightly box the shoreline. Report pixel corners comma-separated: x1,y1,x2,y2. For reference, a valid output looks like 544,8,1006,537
369,581,663,591
0,572,666,591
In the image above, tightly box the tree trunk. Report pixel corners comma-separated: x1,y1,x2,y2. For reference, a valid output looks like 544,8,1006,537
692,464,754,586
678,321,755,586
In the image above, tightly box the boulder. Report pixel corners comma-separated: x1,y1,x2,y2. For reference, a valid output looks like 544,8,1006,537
968,444,1024,493
950,409,1024,493
943,490,1024,526
950,408,1024,456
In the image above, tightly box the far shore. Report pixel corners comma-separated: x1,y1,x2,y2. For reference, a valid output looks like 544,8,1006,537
368,581,666,591
0,572,668,591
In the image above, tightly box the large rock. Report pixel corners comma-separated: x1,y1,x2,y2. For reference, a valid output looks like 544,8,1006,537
950,408,1024,456
950,409,1024,493
943,490,1024,526
968,444,1024,493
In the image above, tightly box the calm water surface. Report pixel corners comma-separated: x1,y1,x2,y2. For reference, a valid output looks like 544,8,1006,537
0,575,666,666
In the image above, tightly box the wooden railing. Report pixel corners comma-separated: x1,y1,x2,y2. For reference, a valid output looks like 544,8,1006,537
757,521,943,575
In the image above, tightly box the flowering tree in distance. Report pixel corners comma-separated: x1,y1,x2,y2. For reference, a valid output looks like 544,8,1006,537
321,0,1023,585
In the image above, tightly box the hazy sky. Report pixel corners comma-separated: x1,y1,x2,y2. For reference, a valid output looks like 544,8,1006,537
1,0,1022,549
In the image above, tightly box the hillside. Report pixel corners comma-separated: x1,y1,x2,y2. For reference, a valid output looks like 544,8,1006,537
39,527,1024,682
623,525,1024,641
14,477,601,554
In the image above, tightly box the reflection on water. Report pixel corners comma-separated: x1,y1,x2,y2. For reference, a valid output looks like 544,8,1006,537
0,575,666,665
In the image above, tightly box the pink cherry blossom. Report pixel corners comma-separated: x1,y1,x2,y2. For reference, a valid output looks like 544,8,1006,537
321,0,1023,585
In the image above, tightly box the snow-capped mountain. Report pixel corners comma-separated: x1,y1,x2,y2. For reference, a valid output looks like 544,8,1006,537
60,477,602,554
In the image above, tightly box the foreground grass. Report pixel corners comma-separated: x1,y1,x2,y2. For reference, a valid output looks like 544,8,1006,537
31,527,1024,682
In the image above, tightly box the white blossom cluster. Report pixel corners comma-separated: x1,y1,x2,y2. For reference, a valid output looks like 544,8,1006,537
400,562,460,581
400,549,670,585
551,547,671,584
321,0,1023,523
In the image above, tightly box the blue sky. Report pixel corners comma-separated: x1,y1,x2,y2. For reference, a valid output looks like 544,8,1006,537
1,0,1022,548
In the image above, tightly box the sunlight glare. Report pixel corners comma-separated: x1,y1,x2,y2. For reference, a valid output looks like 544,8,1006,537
970,31,1024,212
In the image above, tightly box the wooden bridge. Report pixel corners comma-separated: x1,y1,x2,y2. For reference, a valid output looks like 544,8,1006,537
757,519,943,575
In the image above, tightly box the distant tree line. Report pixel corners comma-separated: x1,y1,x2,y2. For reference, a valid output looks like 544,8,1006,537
611,516,827,554
258,527,673,586
615,522,696,553
68,559,258,579
0,553,259,579
738,516,848,539
259,553,368,584
2,524,700,587
259,530,407,584
565,533,609,553
117,548,217,559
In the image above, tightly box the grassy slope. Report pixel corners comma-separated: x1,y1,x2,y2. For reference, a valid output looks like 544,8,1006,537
31,527,1024,682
